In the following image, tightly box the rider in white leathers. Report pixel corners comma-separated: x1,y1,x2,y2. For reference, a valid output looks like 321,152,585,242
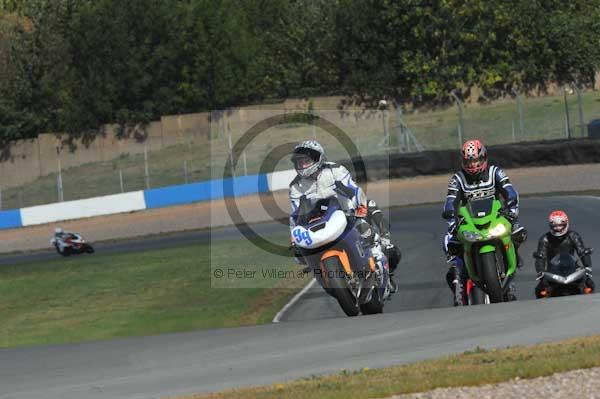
53,227,75,252
289,140,401,275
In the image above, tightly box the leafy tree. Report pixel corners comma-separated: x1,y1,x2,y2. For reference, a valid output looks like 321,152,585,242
1,0,600,143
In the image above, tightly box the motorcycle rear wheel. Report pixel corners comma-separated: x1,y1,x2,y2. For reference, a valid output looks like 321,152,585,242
360,287,384,315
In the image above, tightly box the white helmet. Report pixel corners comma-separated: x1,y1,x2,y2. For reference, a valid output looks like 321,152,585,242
55,227,63,235
291,140,325,178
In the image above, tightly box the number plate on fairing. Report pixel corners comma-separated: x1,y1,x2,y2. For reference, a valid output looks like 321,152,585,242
292,227,313,247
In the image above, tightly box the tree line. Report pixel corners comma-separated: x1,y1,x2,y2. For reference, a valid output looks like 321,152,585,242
1,0,599,143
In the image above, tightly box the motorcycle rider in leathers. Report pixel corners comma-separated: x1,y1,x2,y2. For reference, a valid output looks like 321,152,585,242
533,210,595,297
442,139,527,305
53,227,75,253
289,140,401,285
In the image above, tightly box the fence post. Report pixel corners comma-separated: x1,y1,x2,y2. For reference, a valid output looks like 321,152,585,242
511,119,516,143
515,92,524,139
311,108,317,140
144,141,150,189
119,169,124,193
226,118,235,178
184,160,188,184
451,92,464,146
56,147,64,202
394,105,406,153
572,82,585,138
563,85,572,139
242,151,248,176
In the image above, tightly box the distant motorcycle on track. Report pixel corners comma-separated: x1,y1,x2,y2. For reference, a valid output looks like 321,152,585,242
51,230,95,257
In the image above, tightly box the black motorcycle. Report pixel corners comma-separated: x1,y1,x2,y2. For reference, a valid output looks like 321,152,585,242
535,251,593,297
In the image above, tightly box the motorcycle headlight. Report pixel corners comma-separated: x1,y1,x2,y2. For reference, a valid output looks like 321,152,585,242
463,231,483,242
488,223,507,237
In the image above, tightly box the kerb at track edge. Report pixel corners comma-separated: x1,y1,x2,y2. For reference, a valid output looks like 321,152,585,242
272,278,317,323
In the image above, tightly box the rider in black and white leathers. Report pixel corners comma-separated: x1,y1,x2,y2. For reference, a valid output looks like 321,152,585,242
53,227,75,253
442,165,521,233
289,141,401,273
442,140,526,304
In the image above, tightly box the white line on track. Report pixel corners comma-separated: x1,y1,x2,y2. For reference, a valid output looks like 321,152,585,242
272,278,317,323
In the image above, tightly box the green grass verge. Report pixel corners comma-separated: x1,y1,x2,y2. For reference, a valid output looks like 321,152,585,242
184,334,600,399
0,234,306,348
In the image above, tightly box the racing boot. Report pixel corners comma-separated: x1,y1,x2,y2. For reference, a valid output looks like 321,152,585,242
371,242,397,295
380,233,401,274
506,281,518,301
511,221,527,269
367,199,401,273
446,263,466,306
584,274,595,294
452,274,466,306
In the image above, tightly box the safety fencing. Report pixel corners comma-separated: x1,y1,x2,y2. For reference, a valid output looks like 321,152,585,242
3,89,600,211
2,136,600,231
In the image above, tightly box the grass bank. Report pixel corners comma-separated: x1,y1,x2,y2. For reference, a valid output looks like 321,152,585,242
0,233,305,348
183,334,600,399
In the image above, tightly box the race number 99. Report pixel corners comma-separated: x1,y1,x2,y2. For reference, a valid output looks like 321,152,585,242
293,228,313,246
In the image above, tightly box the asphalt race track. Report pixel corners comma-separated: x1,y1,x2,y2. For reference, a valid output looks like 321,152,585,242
1,196,600,399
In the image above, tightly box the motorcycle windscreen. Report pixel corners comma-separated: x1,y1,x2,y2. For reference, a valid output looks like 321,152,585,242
548,253,579,275
295,196,341,226
468,197,494,218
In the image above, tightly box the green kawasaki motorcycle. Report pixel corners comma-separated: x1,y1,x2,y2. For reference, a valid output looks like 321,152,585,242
455,197,517,304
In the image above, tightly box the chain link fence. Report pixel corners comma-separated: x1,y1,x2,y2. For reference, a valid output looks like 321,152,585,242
1,88,599,209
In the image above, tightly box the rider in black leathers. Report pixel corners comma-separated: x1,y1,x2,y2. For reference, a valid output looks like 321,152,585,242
533,210,595,297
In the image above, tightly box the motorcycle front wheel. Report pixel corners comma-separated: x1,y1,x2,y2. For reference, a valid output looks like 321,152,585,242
480,252,504,303
55,245,70,257
322,257,359,317
468,285,490,305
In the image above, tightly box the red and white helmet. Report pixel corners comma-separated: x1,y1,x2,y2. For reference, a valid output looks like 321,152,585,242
461,139,488,176
548,210,569,237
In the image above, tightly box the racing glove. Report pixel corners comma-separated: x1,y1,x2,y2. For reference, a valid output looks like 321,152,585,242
289,241,306,265
355,205,368,218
